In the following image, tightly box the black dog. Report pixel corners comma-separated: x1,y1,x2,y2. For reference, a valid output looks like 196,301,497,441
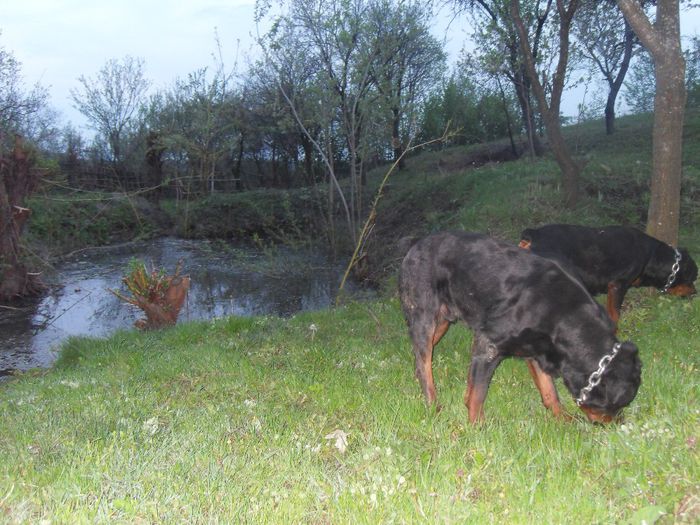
399,231,642,423
519,224,697,324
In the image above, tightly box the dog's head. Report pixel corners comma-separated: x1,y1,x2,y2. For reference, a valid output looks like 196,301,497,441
576,341,642,423
666,247,698,297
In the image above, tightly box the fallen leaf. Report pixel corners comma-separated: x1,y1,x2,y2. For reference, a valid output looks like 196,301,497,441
324,429,349,454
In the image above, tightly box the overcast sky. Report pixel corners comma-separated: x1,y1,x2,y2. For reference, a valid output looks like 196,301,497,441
1,1,698,135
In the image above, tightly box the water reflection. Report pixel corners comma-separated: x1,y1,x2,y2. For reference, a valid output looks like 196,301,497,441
0,237,363,374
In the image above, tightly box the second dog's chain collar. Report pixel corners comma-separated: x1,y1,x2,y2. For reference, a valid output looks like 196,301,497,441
576,342,622,406
662,248,682,293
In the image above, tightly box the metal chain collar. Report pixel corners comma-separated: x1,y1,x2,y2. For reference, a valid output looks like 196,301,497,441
662,248,682,293
576,342,622,406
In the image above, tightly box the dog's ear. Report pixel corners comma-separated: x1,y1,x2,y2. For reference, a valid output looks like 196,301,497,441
520,228,534,242
619,341,638,356
617,342,642,379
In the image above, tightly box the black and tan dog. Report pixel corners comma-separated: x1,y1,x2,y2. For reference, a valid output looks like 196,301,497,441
519,224,697,324
399,231,642,423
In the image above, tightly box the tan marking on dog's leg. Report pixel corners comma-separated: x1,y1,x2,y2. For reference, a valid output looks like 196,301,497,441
526,359,566,418
606,282,621,328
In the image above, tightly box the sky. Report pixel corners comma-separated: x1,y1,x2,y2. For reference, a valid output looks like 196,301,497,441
1,1,699,136
0,1,261,132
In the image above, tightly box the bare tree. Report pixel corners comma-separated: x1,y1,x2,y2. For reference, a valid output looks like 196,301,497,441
454,0,551,158
511,0,582,205
0,41,51,145
70,56,150,167
257,8,356,246
0,136,43,301
259,0,386,241
573,0,641,134
617,0,686,244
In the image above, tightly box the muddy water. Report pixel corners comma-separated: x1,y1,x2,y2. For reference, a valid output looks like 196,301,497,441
0,237,365,375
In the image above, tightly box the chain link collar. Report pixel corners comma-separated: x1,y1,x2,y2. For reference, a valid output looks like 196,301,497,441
576,342,622,406
662,248,682,293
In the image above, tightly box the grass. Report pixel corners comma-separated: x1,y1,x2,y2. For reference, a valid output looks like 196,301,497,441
25,192,163,258
0,296,698,523
2,111,700,523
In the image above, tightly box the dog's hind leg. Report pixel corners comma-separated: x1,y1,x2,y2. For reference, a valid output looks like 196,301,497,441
526,359,566,419
464,333,503,423
606,281,627,328
409,307,451,407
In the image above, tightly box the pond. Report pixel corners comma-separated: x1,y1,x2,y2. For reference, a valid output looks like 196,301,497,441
0,237,368,376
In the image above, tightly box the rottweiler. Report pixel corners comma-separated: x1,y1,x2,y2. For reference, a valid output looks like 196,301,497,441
399,231,642,423
520,224,697,324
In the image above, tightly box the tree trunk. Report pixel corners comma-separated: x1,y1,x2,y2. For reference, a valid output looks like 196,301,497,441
133,276,190,330
605,20,635,135
510,61,544,158
0,136,44,302
617,0,685,245
542,111,581,202
647,53,685,243
496,77,519,157
391,106,405,169
301,134,315,185
233,133,245,191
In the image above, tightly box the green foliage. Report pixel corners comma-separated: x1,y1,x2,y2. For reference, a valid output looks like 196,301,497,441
168,187,323,242
420,72,516,146
25,194,158,256
118,259,170,302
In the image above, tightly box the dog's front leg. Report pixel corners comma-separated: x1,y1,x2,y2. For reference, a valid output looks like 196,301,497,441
464,333,503,423
414,346,438,407
526,359,569,419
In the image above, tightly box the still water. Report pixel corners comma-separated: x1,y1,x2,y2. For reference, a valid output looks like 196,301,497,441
0,237,364,374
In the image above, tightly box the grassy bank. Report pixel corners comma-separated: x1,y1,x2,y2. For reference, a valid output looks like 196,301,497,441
0,294,698,523
2,112,699,523
364,111,700,285
25,193,168,259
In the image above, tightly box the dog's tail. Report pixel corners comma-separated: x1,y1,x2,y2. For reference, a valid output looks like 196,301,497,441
397,235,421,258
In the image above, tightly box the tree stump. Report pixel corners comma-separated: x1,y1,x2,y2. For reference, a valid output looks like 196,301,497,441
0,135,45,302
111,260,190,330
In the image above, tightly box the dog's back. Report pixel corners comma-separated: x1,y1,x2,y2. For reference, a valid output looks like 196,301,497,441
400,231,613,349
520,225,655,295
520,224,698,296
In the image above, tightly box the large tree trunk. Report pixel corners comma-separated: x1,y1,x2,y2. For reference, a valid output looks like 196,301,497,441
617,0,685,245
542,110,581,202
647,51,685,243
0,136,44,302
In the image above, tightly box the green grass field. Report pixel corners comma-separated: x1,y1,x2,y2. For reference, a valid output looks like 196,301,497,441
1,296,697,523
1,113,699,523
